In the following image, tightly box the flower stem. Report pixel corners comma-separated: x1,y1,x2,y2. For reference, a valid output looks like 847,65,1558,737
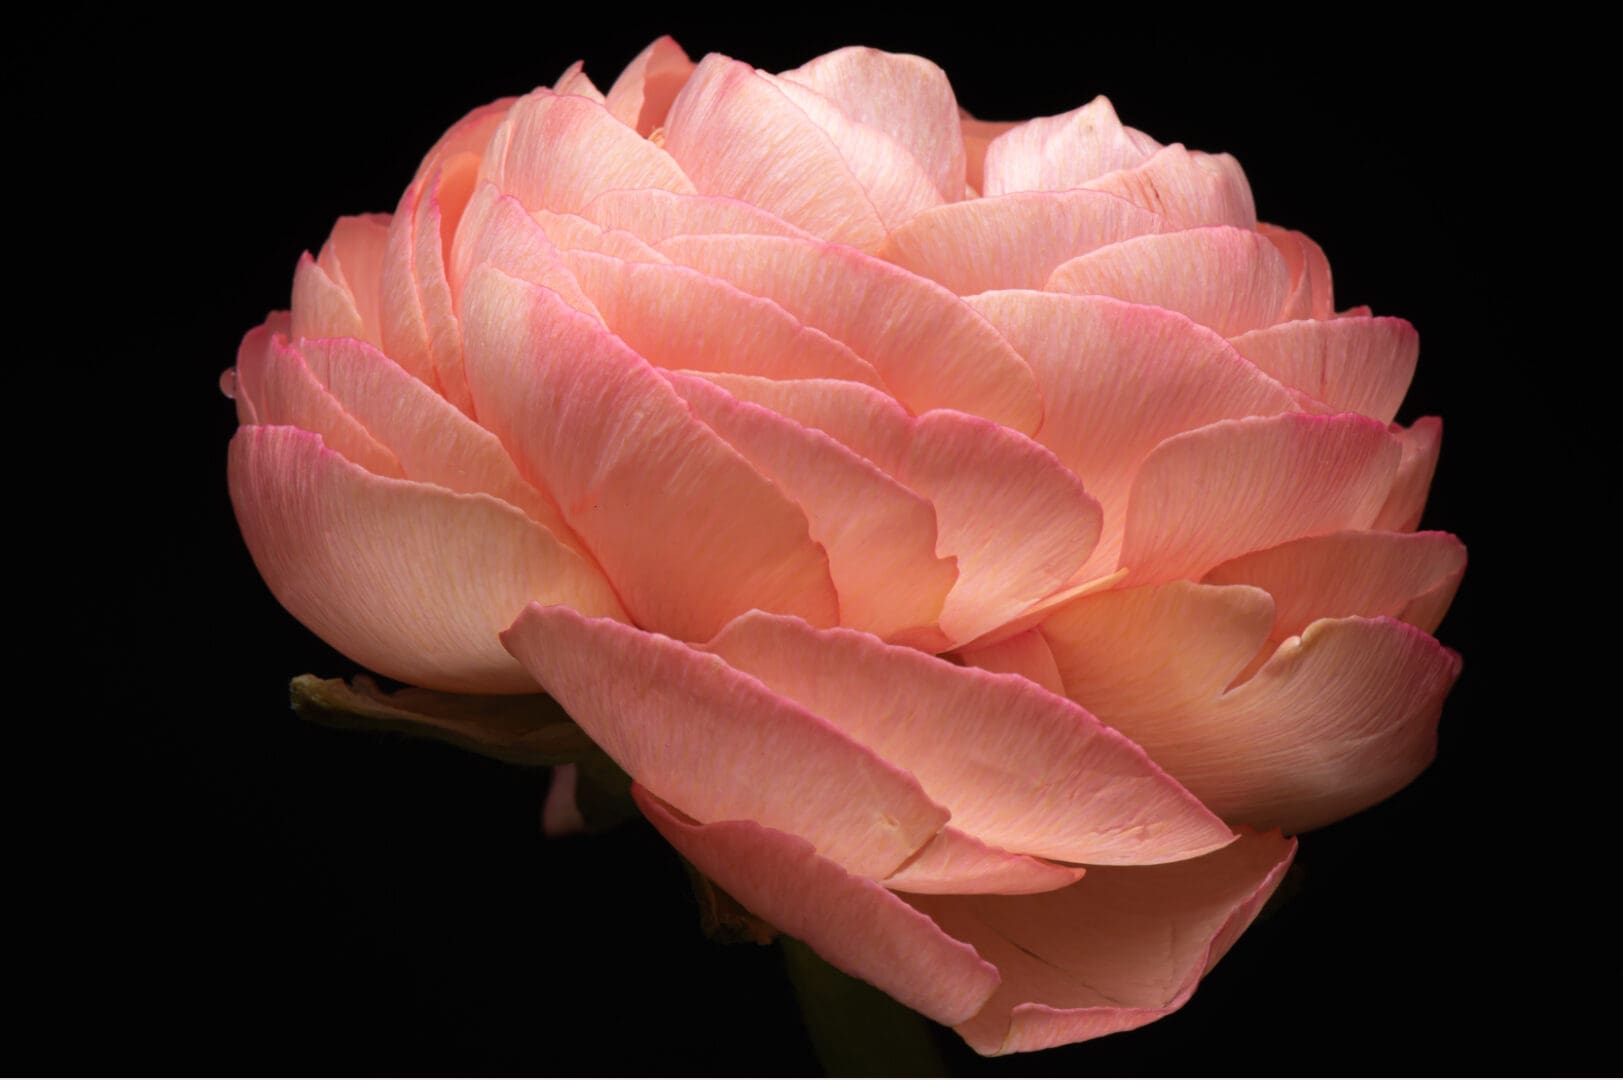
780,936,948,1077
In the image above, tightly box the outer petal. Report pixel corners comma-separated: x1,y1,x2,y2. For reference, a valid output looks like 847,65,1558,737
1083,145,1256,230
410,98,512,187
1203,529,1466,640
982,96,1160,195
663,55,891,249
667,373,955,643
605,35,695,135
779,46,967,202
706,611,1233,865
502,606,948,878
290,253,363,341
552,60,605,103
915,830,1295,1055
461,266,839,640
315,214,391,346
1119,413,1401,584
1229,317,1419,423
228,426,626,693
1260,225,1335,320
480,89,694,215
1371,417,1443,531
882,829,1085,895
657,233,1044,433
1046,226,1293,337
236,334,403,479
633,786,999,1026
879,189,1167,295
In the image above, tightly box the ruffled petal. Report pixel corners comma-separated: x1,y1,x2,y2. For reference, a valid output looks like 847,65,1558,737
1083,145,1256,229
228,426,626,693
634,786,998,1025
981,96,1160,195
501,606,948,877
1046,226,1293,337
460,265,839,640
915,830,1295,1055
448,185,603,319
1230,316,1419,423
236,335,403,478
706,611,1232,865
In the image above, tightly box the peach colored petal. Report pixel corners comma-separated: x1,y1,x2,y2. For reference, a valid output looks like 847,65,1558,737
448,185,602,320
779,46,967,202
1120,412,1401,584
1083,145,1256,229
981,96,1160,195
1149,618,1462,832
1203,529,1466,641
657,233,1043,433
228,426,626,693
552,59,605,103
883,828,1086,895
915,830,1295,1055
501,606,948,877
879,190,1167,295
706,611,1232,865
667,373,955,643
961,115,1017,195
966,291,1296,569
902,412,1102,645
605,36,695,135
238,336,403,478
1371,417,1443,531
291,336,576,541
633,786,998,1026
1229,316,1419,423
228,315,290,426
532,209,668,263
1041,580,1276,733
680,373,914,473
479,89,694,215
460,266,838,641
1046,226,1293,337
1260,225,1335,320
663,55,892,249
290,253,363,341
561,249,886,386
315,214,390,347
956,629,1066,697
410,98,512,188
579,188,814,244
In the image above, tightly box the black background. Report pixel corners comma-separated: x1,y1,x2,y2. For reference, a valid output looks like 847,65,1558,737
32,8,1588,1075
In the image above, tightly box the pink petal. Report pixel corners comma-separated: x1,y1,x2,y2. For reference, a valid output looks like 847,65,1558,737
315,214,391,347
1260,225,1335,320
1229,316,1419,423
560,249,886,385
961,115,1018,195
679,373,914,474
902,412,1102,644
1203,529,1467,641
1120,412,1401,584
460,266,838,640
237,335,403,478
916,830,1295,1055
1041,580,1276,732
229,426,627,693
634,785,999,1025
579,188,815,244
1046,225,1293,337
1371,417,1443,531
1083,145,1256,229
479,89,694,215
604,35,695,135
883,828,1086,895
227,315,290,425
409,98,513,188
981,96,1160,196
667,373,955,643
1150,618,1461,832
779,46,967,202
967,291,1295,569
552,59,605,103
290,253,363,341
879,189,1167,295
531,208,668,263
502,607,948,877
448,185,602,319
706,611,1232,865
291,336,576,541
956,629,1066,696
657,233,1044,433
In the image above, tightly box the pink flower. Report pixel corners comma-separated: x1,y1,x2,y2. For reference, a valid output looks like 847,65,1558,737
223,38,1463,1055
